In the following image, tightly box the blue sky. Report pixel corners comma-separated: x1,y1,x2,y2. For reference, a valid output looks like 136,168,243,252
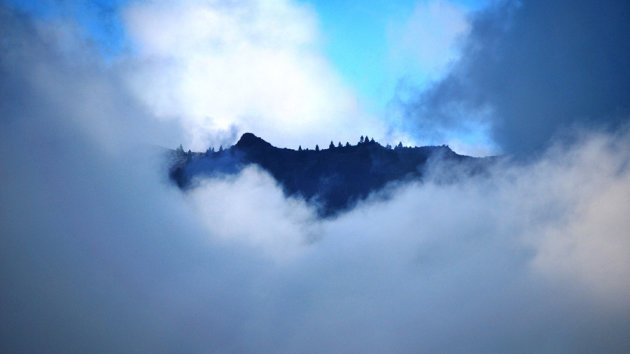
307,0,414,108
6,0,129,56
307,0,487,109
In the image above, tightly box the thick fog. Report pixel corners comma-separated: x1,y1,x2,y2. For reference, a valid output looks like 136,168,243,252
2,2,630,353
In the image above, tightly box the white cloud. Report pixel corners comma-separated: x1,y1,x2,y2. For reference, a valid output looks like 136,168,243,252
187,166,318,261
122,0,386,150
527,133,630,304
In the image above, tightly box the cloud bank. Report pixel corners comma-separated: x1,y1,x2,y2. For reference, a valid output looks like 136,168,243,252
1,2,630,352
399,0,630,154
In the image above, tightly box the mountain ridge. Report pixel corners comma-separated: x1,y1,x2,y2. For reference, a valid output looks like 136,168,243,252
169,133,490,217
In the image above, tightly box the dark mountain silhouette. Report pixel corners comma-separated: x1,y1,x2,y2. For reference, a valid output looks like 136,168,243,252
169,133,490,217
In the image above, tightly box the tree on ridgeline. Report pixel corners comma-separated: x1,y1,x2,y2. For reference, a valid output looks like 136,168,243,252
329,141,335,149
315,144,320,152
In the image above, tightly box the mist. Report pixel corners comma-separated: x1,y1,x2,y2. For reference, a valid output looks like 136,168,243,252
2,2,630,353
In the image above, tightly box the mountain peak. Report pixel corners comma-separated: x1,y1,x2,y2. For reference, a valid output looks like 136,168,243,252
235,132,272,149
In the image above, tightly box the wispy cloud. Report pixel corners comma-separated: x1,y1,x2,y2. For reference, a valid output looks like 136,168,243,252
387,0,470,79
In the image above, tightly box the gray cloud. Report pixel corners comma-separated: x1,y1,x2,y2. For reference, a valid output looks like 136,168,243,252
2,3,630,353
399,0,630,154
